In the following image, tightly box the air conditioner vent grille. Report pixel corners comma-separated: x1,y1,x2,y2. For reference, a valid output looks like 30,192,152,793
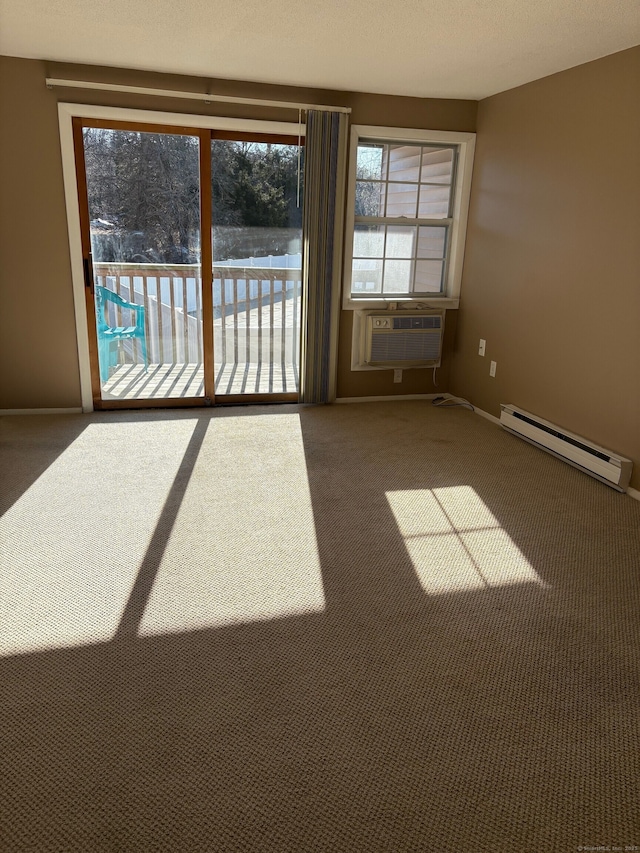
370,330,441,363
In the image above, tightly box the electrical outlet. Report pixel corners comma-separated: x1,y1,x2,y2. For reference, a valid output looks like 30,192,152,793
479,339,486,356
393,369,403,383
490,361,497,377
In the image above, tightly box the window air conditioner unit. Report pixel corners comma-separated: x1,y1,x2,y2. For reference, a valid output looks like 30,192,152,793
500,404,633,492
355,311,444,369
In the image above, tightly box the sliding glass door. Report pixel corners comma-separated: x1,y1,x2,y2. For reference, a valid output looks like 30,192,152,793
211,134,303,400
76,121,206,406
75,120,303,408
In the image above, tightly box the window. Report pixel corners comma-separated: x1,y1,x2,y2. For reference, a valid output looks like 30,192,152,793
344,126,475,308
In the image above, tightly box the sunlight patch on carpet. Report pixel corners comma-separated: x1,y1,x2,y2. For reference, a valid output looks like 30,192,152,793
387,486,546,595
0,419,199,657
137,413,325,636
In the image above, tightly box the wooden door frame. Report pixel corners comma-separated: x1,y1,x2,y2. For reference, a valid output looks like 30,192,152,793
72,117,102,407
74,118,214,410
59,103,305,411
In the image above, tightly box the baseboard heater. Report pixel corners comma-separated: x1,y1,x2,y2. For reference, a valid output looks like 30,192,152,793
500,404,632,492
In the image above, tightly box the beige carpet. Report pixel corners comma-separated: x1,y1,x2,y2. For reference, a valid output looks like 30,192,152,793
1,402,639,852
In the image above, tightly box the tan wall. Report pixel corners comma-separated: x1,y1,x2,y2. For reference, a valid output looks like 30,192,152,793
0,56,476,409
0,58,83,408
450,47,640,490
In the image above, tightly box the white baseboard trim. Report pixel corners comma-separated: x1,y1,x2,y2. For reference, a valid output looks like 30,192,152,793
0,408,83,416
335,394,440,404
471,405,501,425
627,487,640,502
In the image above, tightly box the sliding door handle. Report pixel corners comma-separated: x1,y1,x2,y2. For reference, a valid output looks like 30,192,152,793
83,255,94,294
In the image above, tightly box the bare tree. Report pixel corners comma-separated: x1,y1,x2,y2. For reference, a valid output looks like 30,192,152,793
84,129,302,263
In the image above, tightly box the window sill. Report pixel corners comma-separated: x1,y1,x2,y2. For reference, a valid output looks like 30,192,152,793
343,296,459,311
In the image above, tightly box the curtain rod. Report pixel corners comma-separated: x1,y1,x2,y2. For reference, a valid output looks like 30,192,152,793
45,78,351,114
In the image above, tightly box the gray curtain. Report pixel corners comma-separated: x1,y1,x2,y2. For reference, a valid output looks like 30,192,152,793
300,110,348,403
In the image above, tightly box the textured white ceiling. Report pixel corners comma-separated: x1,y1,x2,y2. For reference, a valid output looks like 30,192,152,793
0,0,638,99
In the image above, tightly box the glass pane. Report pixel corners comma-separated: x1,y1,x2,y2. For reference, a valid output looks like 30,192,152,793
386,226,416,259
417,226,446,259
421,147,454,184
383,260,413,294
353,225,385,258
83,127,203,402
385,183,419,217
387,145,422,183
418,184,451,218
356,181,384,217
415,260,444,292
351,259,382,294
357,143,385,181
211,140,303,395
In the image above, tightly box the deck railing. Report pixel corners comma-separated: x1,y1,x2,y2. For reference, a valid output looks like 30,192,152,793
93,263,303,377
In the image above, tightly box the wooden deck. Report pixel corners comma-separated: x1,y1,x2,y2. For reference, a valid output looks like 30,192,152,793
102,363,204,401
102,361,298,400
215,361,298,396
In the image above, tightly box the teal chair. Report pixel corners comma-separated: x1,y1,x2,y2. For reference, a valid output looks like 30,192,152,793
96,285,148,383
